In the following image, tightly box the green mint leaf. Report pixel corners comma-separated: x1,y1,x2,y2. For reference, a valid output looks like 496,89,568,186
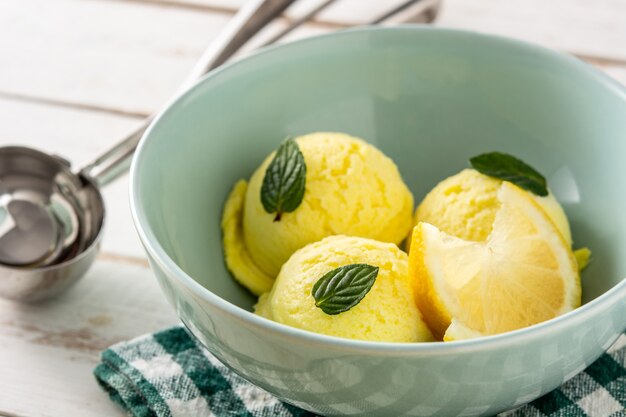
312,264,379,315
470,152,548,196
260,137,306,221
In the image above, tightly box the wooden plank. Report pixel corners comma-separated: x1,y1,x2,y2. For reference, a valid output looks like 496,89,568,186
0,0,232,115
0,0,396,118
0,98,147,259
287,0,440,25
123,0,246,12
1,0,623,119
436,0,626,63
126,0,626,56
121,0,431,25
0,259,180,417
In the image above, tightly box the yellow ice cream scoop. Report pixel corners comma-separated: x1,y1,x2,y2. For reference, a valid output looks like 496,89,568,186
222,132,414,295
255,235,433,343
413,168,572,246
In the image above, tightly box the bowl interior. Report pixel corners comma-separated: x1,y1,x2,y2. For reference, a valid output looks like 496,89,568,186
134,27,626,312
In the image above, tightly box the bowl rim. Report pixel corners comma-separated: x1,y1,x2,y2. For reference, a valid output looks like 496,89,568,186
130,25,626,354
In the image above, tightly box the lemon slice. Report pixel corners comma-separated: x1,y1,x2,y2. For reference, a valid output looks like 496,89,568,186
409,182,581,340
574,247,592,271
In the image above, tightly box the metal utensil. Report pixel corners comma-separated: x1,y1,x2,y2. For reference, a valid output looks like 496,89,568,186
0,0,298,302
0,0,440,302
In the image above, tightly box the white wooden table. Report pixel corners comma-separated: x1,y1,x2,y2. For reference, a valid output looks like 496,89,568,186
0,1,624,416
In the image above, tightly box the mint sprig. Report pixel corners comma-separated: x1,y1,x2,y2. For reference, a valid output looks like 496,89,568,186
470,152,548,196
312,264,379,315
260,137,306,221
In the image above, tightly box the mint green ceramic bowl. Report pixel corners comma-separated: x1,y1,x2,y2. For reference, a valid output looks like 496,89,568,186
131,27,626,416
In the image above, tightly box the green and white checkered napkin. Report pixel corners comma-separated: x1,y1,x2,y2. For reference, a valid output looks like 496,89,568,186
94,326,626,417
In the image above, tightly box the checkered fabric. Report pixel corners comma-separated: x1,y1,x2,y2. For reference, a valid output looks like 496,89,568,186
94,327,625,417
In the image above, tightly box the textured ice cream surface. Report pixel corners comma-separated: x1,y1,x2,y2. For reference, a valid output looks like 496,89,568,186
414,169,572,246
222,132,414,295
255,235,433,343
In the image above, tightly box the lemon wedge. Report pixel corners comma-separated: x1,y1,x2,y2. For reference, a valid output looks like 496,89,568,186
409,181,581,341
574,247,592,271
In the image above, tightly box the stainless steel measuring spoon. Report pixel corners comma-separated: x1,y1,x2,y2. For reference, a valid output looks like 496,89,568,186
0,0,299,302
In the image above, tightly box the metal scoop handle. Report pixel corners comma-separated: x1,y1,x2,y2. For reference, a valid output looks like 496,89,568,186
79,0,437,187
79,0,297,187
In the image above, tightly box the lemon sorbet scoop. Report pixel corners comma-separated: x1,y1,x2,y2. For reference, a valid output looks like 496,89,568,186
413,168,572,245
222,132,414,295
255,235,433,343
